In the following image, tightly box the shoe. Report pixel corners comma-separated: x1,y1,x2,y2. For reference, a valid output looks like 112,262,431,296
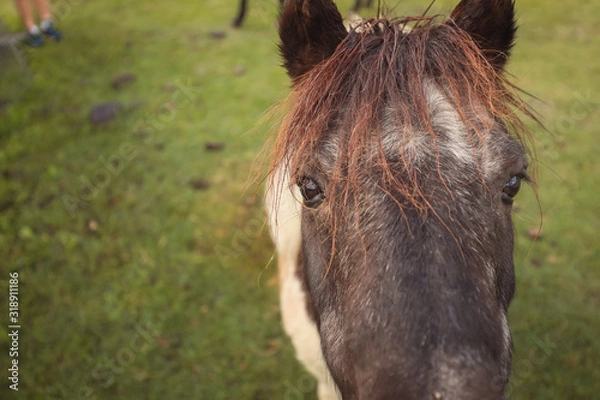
26,32,44,47
42,23,62,41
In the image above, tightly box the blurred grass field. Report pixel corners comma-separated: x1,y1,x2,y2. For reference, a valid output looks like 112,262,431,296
0,0,598,399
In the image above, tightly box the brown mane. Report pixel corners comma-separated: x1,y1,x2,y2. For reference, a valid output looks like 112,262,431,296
270,15,535,216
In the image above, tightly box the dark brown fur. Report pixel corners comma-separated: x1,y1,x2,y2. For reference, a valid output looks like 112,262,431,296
450,0,517,70
271,1,537,398
278,0,348,83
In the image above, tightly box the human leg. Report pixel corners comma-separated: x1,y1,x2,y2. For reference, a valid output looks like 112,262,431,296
34,0,62,41
14,0,44,46
14,0,37,30
33,0,51,20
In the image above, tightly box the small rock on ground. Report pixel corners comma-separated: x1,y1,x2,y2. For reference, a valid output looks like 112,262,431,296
111,73,136,89
189,179,211,191
233,65,246,75
89,102,123,126
163,83,176,92
0,98,9,112
208,31,226,40
205,142,225,152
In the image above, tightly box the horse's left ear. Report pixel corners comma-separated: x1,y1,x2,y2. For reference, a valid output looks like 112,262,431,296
279,0,348,84
450,0,517,71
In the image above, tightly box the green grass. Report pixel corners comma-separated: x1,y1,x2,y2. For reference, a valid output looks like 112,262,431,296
0,0,598,399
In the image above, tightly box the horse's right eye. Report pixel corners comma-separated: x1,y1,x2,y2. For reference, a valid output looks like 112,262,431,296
297,177,325,207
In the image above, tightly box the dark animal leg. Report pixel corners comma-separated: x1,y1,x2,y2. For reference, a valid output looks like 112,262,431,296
232,0,248,28
351,0,375,12
234,0,284,28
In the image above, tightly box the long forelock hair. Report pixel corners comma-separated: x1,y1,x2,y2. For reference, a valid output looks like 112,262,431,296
270,15,536,262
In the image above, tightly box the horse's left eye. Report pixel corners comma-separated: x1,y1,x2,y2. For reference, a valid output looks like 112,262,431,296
297,177,325,207
502,175,523,205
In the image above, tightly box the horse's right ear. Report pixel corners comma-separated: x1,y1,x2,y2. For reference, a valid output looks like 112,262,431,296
279,0,347,84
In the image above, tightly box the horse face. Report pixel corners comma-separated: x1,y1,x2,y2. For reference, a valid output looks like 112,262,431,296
296,112,526,399
271,1,531,398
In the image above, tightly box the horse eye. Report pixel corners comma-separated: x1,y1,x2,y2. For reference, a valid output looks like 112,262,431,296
297,177,325,206
502,175,522,205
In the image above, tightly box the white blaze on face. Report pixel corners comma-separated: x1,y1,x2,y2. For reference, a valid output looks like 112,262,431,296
265,165,340,400
265,165,302,280
426,82,478,165
379,81,503,182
